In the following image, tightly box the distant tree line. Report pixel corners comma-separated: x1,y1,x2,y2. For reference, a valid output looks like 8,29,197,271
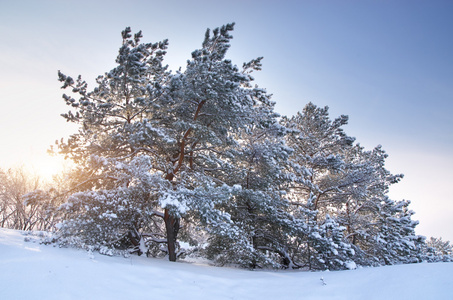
2,24,451,269
0,167,67,231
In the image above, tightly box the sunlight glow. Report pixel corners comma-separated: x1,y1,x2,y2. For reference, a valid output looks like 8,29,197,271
29,153,69,182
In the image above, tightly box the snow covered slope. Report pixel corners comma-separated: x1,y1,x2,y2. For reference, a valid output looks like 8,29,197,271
0,228,452,300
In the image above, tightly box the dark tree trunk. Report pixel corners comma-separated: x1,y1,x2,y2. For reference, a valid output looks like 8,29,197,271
164,208,180,262
162,99,204,262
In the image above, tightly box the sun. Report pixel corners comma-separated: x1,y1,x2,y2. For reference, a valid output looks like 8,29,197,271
30,153,69,182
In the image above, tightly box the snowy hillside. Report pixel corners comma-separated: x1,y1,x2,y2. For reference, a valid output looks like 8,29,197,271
0,228,452,300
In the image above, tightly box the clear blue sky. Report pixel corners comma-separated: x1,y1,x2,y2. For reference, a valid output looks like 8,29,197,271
1,0,452,241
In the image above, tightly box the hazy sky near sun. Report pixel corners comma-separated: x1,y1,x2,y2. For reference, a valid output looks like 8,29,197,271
0,0,452,240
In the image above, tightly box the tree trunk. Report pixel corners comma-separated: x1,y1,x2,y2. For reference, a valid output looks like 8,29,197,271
164,208,180,262
162,99,204,261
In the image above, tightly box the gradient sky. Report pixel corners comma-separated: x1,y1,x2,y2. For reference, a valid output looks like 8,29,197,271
1,0,452,241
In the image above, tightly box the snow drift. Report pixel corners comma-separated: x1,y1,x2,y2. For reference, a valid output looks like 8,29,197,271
0,228,451,300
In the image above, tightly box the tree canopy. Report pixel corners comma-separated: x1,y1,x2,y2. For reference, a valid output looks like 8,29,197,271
11,24,442,269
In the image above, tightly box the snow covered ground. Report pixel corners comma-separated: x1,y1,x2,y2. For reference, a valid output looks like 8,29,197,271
0,228,452,300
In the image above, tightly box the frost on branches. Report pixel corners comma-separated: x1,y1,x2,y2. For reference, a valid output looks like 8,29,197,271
280,103,423,269
49,25,426,269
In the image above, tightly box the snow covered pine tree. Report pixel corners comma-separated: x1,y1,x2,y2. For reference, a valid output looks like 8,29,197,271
281,103,422,268
56,27,171,256
54,26,424,268
281,103,357,269
55,24,292,262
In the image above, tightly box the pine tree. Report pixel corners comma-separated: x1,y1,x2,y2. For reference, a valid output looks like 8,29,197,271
425,237,453,262
204,103,303,269
157,23,267,261
281,103,358,269
281,102,421,268
427,237,453,256
371,198,422,264
55,27,172,256
52,26,426,268
55,24,287,262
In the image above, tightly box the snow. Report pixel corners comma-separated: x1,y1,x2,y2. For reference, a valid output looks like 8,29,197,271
1,228,452,300
101,212,118,219
159,192,188,214
345,261,357,270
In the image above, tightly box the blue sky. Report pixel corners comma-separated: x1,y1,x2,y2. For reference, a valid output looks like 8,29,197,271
0,0,452,240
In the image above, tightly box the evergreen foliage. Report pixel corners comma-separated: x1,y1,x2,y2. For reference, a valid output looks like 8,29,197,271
11,24,440,269
424,237,453,262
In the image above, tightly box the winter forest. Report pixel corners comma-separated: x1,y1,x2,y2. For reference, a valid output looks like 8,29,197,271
1,24,451,270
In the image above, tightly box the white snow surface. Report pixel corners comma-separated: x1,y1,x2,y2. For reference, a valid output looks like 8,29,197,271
1,228,452,300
